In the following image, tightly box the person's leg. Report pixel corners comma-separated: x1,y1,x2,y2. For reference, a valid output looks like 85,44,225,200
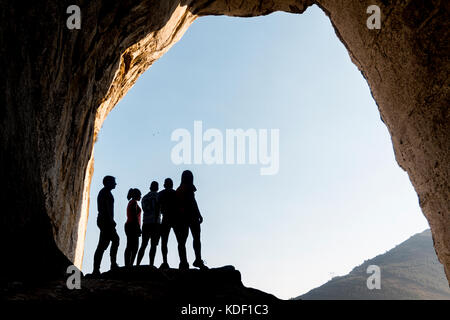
124,224,133,267
137,224,150,265
93,228,111,273
190,222,202,262
149,223,160,267
190,222,208,269
124,240,130,267
160,223,170,265
110,228,120,268
130,233,139,266
174,224,189,268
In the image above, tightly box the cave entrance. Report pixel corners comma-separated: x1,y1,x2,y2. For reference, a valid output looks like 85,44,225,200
82,7,429,299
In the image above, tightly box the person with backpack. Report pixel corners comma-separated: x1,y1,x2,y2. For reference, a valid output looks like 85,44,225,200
124,188,142,267
136,181,161,267
158,178,177,269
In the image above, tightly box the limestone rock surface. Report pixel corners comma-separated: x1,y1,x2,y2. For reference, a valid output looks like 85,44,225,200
0,0,448,282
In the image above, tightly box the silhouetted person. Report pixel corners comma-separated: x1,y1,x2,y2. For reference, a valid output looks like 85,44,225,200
93,175,120,275
136,181,161,267
124,188,142,267
174,170,208,270
158,178,177,269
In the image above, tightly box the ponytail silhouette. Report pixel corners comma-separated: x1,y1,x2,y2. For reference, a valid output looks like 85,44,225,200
127,188,134,201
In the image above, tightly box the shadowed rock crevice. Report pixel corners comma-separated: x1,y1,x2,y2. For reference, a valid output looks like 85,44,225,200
0,0,448,283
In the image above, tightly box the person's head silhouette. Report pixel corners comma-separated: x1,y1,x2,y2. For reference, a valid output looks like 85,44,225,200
150,181,159,192
164,178,173,190
103,175,116,190
180,170,194,186
127,188,141,201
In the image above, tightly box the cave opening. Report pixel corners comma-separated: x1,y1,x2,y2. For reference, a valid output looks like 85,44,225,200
81,6,429,299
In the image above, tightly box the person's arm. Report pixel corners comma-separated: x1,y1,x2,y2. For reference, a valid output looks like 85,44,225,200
107,193,116,228
97,192,104,215
134,201,138,217
154,196,161,223
193,198,203,224
135,201,142,234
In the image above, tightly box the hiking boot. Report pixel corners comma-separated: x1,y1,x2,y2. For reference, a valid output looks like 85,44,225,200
179,261,189,270
110,262,119,271
159,262,170,270
193,259,209,270
92,269,101,277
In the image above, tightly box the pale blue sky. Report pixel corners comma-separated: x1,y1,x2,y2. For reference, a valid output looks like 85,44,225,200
82,5,429,299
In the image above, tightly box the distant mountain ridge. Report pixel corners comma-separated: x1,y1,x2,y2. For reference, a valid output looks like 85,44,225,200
295,229,450,300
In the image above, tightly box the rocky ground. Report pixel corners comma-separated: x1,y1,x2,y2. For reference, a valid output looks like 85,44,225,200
1,265,278,303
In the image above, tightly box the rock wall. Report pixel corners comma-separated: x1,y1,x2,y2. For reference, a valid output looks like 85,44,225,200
0,0,448,281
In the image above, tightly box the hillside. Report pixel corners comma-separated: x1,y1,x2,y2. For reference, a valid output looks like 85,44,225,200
295,229,450,300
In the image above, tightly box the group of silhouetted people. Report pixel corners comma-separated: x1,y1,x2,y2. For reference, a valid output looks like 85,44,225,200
92,170,207,275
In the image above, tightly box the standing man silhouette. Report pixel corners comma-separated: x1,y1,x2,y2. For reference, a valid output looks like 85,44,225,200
158,178,177,269
137,181,161,267
93,175,120,275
